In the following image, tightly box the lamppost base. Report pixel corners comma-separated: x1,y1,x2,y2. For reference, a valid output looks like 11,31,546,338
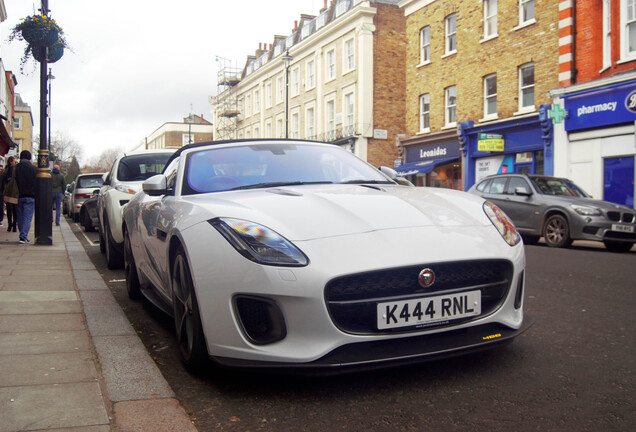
35,167,53,246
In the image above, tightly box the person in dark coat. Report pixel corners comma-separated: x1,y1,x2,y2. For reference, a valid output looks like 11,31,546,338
2,156,18,232
51,164,66,226
14,150,37,243
0,163,4,226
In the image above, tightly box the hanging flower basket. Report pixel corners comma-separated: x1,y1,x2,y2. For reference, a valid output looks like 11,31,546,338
22,26,59,47
31,41,64,64
8,14,69,72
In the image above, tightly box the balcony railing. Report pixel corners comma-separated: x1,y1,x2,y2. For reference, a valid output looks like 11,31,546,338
307,124,357,142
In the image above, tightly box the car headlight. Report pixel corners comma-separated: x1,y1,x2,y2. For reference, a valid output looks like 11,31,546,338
483,201,521,246
571,204,601,216
210,217,309,267
115,184,138,194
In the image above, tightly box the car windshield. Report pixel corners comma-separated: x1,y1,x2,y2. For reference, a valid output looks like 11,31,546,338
77,175,103,189
117,153,172,182
530,177,591,197
183,143,392,194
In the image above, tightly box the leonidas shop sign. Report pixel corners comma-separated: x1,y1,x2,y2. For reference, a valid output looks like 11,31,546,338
477,133,504,152
564,81,636,131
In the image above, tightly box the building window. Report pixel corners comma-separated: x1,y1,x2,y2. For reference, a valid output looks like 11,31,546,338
245,129,251,139
277,76,284,104
246,94,252,116
326,49,336,80
307,59,315,89
445,13,457,54
265,121,272,138
519,63,535,110
277,117,284,138
621,0,636,60
419,94,430,132
344,38,355,72
307,107,315,138
420,26,430,64
326,99,335,133
520,0,534,25
292,67,300,96
254,90,260,113
344,92,354,134
604,0,612,69
14,116,22,130
484,0,497,38
445,86,457,126
484,74,497,118
266,82,272,108
254,126,260,138
292,112,299,138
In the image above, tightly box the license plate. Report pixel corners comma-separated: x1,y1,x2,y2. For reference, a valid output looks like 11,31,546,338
611,224,634,233
377,291,481,330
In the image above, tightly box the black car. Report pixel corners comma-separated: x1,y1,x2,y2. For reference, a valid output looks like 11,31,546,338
79,194,99,232
468,173,635,253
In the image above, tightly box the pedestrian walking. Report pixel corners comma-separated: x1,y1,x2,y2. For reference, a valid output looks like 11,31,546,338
3,156,18,232
51,164,66,226
14,150,36,244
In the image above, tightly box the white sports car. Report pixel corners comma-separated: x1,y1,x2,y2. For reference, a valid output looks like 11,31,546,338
122,140,533,373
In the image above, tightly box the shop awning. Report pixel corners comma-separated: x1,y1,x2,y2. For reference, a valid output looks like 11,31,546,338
395,157,459,176
0,120,16,156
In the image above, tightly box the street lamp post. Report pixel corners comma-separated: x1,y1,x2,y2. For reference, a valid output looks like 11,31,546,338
282,50,293,139
47,68,55,150
35,0,52,245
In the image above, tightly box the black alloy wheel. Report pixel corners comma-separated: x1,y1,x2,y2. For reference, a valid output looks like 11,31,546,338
172,246,208,372
543,214,573,248
124,229,141,299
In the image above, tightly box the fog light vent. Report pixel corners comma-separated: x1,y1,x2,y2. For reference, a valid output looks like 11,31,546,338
514,271,524,310
234,296,286,345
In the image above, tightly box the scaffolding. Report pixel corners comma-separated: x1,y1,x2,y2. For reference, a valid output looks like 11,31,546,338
215,56,242,140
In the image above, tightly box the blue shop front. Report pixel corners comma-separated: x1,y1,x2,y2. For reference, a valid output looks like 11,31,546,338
460,104,554,191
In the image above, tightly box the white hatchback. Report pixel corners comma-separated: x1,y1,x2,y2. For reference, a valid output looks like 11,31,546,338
97,149,174,269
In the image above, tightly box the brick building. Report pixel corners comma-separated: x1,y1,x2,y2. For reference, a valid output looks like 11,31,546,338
13,93,34,156
397,0,560,190
214,0,406,168
548,0,636,209
145,115,214,150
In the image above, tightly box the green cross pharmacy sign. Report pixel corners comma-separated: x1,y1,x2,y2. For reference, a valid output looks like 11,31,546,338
548,104,567,124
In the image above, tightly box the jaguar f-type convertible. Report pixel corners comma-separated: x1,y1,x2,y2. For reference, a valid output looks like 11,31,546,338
122,140,533,373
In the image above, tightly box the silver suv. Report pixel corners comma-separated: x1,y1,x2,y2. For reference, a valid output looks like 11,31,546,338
468,174,635,253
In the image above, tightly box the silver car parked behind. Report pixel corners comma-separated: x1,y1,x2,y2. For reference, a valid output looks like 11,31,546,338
468,173,635,252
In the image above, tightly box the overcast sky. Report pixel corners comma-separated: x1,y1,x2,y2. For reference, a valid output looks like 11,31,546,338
1,0,321,163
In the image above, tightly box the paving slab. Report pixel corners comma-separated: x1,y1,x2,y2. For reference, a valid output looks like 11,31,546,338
0,352,98,386
0,301,81,315
84,305,136,336
0,330,91,355
114,398,198,432
0,313,85,332
0,382,109,432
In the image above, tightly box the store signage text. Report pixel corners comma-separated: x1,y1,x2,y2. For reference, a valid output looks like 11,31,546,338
477,133,504,152
420,146,447,158
564,82,636,131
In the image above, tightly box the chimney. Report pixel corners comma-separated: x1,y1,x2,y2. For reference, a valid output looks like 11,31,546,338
259,42,262,50
294,20,298,29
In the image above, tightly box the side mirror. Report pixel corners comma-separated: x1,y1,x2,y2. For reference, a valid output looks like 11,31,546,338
379,166,398,180
91,189,100,197
515,187,532,196
142,174,169,197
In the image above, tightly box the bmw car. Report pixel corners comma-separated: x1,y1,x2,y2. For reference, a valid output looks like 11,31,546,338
122,140,532,373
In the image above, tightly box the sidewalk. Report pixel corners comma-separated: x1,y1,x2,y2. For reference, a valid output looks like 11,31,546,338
0,217,198,432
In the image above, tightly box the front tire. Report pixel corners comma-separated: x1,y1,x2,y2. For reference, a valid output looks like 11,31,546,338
543,214,572,248
124,228,141,299
104,214,124,269
603,241,634,253
172,246,208,373
82,210,95,232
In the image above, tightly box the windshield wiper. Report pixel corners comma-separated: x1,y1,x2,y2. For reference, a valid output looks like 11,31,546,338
340,179,394,185
231,181,333,190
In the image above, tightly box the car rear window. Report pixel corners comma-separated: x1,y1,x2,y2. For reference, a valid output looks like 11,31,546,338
117,153,172,182
77,175,103,189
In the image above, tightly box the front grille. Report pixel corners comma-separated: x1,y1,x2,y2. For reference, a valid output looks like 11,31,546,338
607,211,635,223
325,260,513,335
